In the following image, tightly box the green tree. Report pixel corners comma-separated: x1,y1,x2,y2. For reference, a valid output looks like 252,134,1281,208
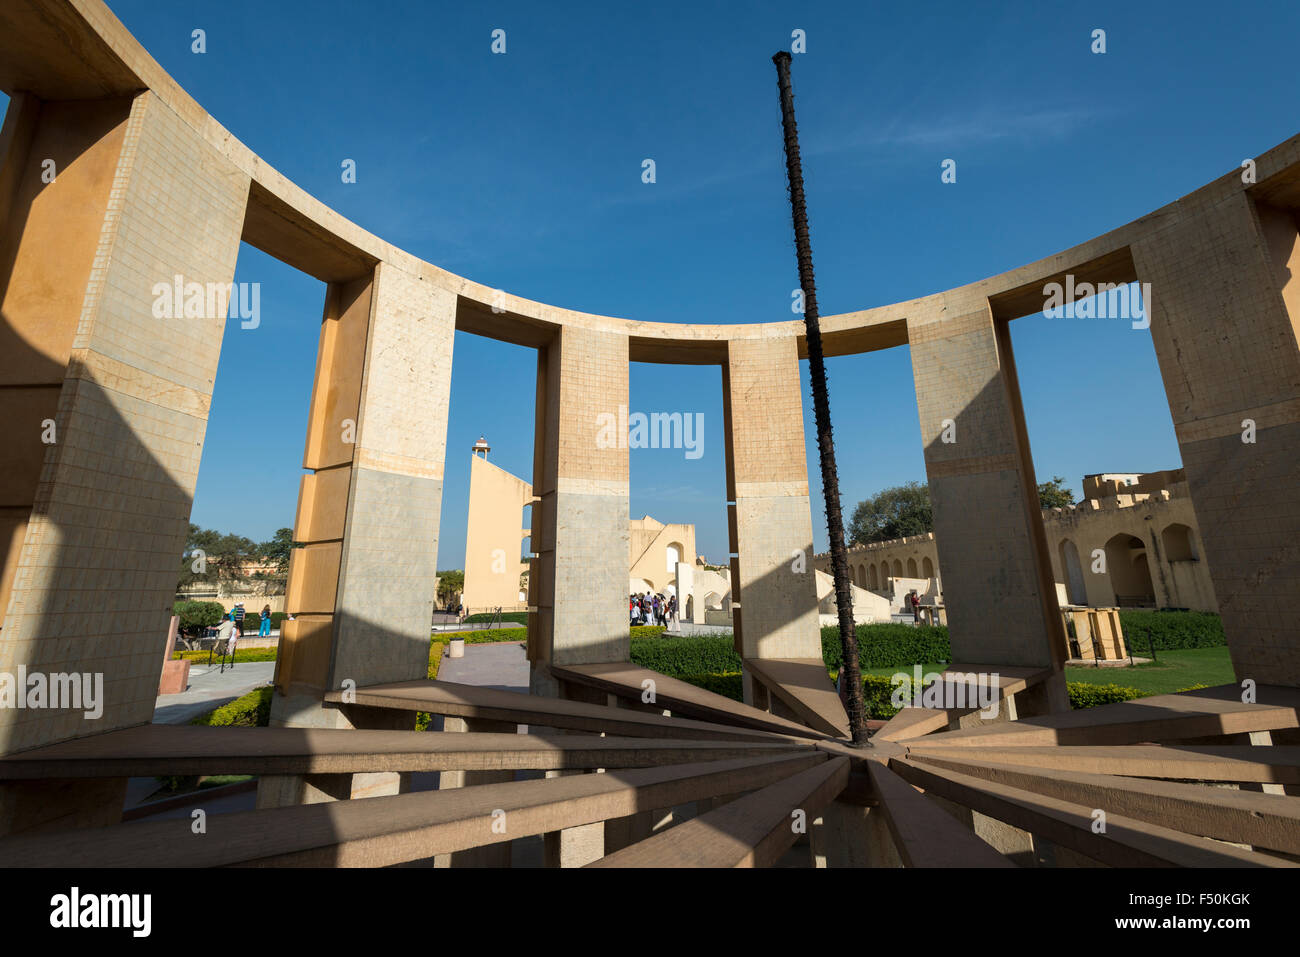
437,569,464,605
172,599,226,637
848,482,933,545
1038,476,1075,509
177,523,258,589
260,527,296,575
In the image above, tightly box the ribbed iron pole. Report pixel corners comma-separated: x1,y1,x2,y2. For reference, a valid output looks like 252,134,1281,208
772,51,870,747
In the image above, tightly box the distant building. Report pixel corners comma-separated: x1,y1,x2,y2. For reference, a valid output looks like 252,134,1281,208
460,440,707,614
814,469,1216,613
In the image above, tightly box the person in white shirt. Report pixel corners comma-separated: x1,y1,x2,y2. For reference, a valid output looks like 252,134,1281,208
216,613,236,662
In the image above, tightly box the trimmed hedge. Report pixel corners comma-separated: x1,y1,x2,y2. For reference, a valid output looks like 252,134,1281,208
174,646,278,663
631,635,739,676
821,623,951,670
679,668,1208,720
678,672,743,700
632,626,953,683
190,685,274,727
678,671,902,719
631,625,667,640
1119,610,1225,651
415,642,448,731
434,627,527,644
1067,682,1149,709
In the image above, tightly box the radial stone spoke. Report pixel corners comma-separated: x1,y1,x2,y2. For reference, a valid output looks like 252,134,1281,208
907,690,1299,748
588,756,850,867
0,753,827,868
866,760,1014,867
906,744,1300,784
904,752,1300,854
889,757,1298,868
325,678,802,742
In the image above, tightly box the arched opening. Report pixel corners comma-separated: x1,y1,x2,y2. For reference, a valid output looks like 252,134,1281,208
851,564,860,586
1058,538,1087,605
665,541,683,572
1161,523,1198,562
906,557,918,578
1104,533,1155,606
880,562,890,586
703,590,723,610
921,556,934,579
868,565,879,589
892,559,903,577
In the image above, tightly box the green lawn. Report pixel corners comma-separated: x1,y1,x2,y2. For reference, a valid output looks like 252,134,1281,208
1064,646,1233,695
856,647,1233,698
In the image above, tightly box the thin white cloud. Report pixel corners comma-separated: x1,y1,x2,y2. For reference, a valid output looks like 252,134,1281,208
817,102,1108,157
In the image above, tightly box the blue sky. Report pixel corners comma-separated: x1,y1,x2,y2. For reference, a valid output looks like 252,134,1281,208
34,0,1300,565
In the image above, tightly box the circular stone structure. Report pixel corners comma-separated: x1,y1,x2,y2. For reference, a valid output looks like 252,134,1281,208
0,0,1297,866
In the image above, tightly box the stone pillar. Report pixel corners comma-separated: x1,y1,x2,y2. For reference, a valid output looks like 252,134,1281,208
674,561,699,624
0,90,249,835
526,326,629,865
528,325,630,692
907,300,1068,714
261,264,455,807
1132,191,1300,686
722,337,822,706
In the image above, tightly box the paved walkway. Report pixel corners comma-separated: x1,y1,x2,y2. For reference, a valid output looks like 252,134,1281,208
432,620,526,634
437,640,529,692
152,660,276,725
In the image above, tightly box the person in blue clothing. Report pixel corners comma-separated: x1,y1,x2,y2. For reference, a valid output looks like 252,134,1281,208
259,603,273,637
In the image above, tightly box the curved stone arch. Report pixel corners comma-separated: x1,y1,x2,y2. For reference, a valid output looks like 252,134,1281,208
665,541,684,572
1160,523,1198,562
921,556,935,579
1103,533,1155,606
3,3,1300,863
906,557,919,578
1058,538,1087,605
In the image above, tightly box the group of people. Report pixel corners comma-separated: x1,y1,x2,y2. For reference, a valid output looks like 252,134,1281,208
211,603,276,662
630,591,676,626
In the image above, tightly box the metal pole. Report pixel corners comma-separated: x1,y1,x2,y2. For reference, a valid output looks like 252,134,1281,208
771,51,870,747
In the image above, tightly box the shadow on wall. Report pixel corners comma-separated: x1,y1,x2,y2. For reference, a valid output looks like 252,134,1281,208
919,368,1061,669
0,110,202,759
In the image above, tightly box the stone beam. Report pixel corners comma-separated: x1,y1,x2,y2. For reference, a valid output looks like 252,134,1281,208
1133,191,1300,686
